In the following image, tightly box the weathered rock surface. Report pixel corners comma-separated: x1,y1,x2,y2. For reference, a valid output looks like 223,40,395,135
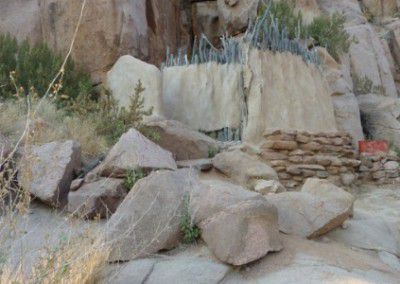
105,169,200,262
347,24,398,97
358,94,400,149
18,140,81,208
145,119,219,161
254,179,287,195
162,63,243,132
200,198,282,266
243,48,337,143
100,256,231,284
317,0,366,26
361,0,398,19
99,128,176,177
0,0,191,82
327,184,400,257
190,179,260,223
192,1,221,46
268,178,355,238
143,257,230,284
107,55,163,118
43,0,191,82
68,178,127,219
319,47,364,146
217,0,259,35
213,150,278,189
331,93,364,146
242,234,400,284
0,0,42,46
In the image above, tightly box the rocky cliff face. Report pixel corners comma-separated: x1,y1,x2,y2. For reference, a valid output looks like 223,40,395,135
2,0,400,146
0,0,192,83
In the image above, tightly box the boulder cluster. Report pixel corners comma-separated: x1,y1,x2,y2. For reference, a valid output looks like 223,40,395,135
12,121,358,267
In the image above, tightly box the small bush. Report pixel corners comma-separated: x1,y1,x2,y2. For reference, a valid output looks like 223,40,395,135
68,81,152,145
353,75,385,95
123,169,146,190
257,1,352,60
0,33,92,107
308,13,351,60
180,194,200,244
258,0,305,39
208,147,218,158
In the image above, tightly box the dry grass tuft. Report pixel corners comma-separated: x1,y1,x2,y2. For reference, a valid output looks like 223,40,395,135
0,99,108,161
0,225,109,284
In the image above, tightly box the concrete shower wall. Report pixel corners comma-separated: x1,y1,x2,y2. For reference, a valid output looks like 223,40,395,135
161,48,337,144
161,62,244,132
242,49,338,144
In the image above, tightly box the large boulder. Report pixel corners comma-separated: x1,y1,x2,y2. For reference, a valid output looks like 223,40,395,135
268,178,355,238
217,0,259,35
200,198,282,266
190,179,260,223
189,179,282,265
0,0,191,83
98,128,176,178
145,119,220,161
105,169,201,262
18,140,81,208
212,150,278,189
357,94,400,149
68,178,127,219
107,56,162,118
346,24,398,98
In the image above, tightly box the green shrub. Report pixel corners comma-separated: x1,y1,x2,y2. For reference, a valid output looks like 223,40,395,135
208,147,218,158
353,75,385,95
258,1,351,60
307,13,351,60
68,80,153,145
123,169,146,190
0,33,92,107
180,194,200,244
258,0,305,39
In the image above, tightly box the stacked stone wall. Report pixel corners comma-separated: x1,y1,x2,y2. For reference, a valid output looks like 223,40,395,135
260,130,360,188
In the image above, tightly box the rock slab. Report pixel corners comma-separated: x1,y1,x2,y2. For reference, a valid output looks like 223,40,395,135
68,178,127,219
18,140,81,207
268,178,355,238
105,169,201,262
99,128,177,177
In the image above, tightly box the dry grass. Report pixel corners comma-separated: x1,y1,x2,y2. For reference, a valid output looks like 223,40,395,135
0,218,109,284
0,1,111,281
0,99,108,161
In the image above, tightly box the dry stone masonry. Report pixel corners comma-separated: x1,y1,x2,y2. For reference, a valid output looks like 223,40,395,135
359,152,400,184
260,130,360,189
